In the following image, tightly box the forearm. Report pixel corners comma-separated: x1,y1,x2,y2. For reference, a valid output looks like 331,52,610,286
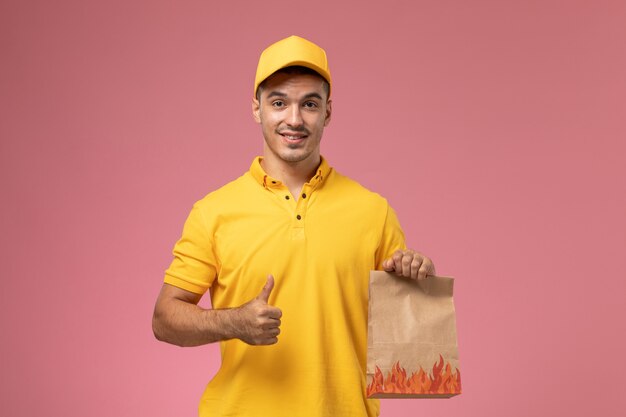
152,298,242,347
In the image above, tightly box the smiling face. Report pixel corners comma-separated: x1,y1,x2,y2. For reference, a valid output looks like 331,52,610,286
252,71,332,168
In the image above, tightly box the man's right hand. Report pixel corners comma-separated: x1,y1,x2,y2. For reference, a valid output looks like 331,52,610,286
152,275,282,347
234,275,282,345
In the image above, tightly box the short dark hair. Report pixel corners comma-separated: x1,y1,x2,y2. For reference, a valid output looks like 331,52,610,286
256,65,330,100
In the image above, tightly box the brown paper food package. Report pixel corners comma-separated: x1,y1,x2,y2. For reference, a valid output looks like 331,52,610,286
366,271,462,398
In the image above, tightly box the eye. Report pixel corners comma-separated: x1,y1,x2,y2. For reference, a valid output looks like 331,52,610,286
272,100,285,108
303,101,318,109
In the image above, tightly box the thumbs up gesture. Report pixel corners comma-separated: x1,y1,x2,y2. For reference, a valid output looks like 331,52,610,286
234,275,282,345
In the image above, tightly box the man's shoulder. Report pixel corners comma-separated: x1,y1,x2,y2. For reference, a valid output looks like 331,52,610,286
327,169,389,207
193,172,255,209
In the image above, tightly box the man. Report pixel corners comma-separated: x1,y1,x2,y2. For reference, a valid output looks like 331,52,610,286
152,35,435,416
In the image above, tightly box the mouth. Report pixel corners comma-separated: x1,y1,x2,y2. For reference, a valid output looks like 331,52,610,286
279,131,308,143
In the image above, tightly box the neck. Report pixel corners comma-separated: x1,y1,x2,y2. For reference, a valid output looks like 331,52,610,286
261,151,320,199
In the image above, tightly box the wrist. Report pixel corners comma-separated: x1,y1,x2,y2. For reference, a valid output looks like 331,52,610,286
210,307,242,341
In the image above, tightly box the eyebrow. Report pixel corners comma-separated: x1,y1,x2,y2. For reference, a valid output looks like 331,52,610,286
302,92,323,101
265,91,324,100
266,91,287,99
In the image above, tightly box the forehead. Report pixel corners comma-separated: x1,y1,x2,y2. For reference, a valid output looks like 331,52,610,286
260,72,327,99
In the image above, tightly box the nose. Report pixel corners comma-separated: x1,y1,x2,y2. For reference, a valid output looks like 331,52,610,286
286,105,304,128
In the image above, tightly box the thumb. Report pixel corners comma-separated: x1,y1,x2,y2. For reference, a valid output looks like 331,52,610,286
258,274,275,303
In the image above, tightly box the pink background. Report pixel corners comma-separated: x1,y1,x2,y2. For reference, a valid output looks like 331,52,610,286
1,0,625,416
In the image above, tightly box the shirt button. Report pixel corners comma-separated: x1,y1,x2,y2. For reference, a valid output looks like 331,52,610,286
272,181,277,184
301,193,307,199
285,195,290,200
296,214,302,220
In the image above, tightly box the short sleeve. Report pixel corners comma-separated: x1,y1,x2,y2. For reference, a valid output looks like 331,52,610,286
163,203,218,294
374,204,407,269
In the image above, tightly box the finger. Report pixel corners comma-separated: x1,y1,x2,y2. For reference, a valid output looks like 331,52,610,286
258,274,275,303
262,316,281,330
410,257,423,280
392,250,404,274
401,253,413,277
418,259,435,280
252,338,276,346
261,317,281,330
259,334,279,345
383,259,395,271
427,259,436,276
266,307,282,320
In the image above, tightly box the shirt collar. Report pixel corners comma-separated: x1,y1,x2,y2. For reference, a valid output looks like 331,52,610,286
249,156,332,190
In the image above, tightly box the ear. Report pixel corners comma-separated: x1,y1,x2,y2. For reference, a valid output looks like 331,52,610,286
324,99,332,127
252,97,261,123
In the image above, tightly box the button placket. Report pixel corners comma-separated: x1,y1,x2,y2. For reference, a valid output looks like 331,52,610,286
280,189,296,208
293,185,311,226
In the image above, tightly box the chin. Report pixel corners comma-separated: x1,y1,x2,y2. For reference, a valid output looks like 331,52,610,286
280,155,307,163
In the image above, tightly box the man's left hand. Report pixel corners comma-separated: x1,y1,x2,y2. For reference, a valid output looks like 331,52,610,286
382,249,436,281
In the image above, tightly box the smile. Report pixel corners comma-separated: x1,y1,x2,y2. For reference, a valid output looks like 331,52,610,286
280,133,308,141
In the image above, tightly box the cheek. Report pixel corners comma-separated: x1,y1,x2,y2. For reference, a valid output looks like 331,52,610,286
259,116,274,133
313,116,327,133
261,112,282,128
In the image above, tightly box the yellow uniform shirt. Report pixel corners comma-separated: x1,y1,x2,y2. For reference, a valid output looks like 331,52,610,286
164,157,406,417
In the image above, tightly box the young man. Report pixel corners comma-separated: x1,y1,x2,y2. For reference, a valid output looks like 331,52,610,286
153,35,436,417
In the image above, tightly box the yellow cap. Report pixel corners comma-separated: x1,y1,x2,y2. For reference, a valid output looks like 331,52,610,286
254,35,332,98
